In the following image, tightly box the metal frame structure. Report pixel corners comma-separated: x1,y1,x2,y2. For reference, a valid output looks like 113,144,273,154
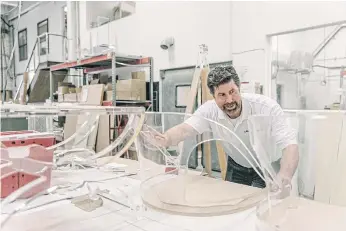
49,53,154,109
265,20,346,99
14,32,69,101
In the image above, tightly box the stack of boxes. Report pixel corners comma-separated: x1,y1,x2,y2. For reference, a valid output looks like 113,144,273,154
104,71,146,101
57,83,83,103
57,71,147,104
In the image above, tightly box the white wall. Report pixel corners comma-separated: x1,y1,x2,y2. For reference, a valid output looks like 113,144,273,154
231,1,346,108
79,1,233,82
10,1,66,78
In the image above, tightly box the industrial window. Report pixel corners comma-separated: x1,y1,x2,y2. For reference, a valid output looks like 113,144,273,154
175,84,191,108
18,29,28,61
37,19,49,55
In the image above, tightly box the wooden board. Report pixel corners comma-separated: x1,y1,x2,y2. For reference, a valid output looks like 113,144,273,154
184,67,202,115
200,67,227,179
200,67,212,177
73,113,99,151
96,114,110,153
141,174,266,216
82,84,104,106
63,115,78,149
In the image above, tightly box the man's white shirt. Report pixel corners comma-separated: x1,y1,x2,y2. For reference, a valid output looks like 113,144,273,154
184,93,297,168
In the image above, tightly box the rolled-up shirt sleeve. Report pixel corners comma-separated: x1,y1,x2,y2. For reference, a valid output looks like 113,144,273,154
270,104,298,152
184,103,211,135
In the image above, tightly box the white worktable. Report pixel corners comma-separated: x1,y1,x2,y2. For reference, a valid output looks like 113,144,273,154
1,158,257,231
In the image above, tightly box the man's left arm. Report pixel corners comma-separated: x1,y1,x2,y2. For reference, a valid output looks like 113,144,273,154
270,105,299,181
279,143,299,181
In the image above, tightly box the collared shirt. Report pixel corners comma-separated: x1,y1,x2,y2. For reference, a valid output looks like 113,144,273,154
184,93,297,168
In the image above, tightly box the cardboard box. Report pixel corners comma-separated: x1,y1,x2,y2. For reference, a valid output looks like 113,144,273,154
64,93,77,102
81,84,104,105
131,71,146,81
69,87,76,93
58,86,69,94
75,87,82,93
115,79,146,101
116,90,144,101
105,83,113,91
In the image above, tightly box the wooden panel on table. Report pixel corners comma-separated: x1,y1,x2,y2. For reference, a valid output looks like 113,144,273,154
96,114,110,153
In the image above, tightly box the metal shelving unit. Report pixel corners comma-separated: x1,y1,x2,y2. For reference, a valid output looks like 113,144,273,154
49,52,154,109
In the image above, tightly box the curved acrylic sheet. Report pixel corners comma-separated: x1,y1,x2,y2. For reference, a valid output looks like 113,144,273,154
0,146,52,227
249,111,346,231
135,112,273,216
1,105,146,168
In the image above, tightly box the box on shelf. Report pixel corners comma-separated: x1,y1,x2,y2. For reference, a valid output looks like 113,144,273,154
75,87,82,93
64,93,77,102
105,90,142,101
105,79,146,101
58,86,69,94
69,87,76,93
131,71,146,81
116,90,144,101
105,83,113,91
81,84,104,105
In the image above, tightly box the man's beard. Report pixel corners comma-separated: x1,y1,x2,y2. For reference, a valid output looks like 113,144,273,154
223,102,239,112
223,101,242,118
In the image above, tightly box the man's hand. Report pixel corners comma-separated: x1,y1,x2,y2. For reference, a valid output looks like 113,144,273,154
151,123,197,148
269,172,292,199
153,132,170,148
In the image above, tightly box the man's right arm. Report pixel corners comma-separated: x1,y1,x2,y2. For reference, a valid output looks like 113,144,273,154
155,103,212,147
155,123,198,147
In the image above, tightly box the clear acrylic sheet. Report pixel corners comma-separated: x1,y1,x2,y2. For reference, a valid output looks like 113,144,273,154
0,104,146,229
248,111,346,231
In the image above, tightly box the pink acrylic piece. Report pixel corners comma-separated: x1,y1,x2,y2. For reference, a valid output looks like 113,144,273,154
0,166,19,198
0,145,53,199
0,130,36,136
1,136,56,148
0,130,56,148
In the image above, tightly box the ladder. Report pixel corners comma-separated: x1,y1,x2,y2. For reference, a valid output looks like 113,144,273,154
182,44,227,179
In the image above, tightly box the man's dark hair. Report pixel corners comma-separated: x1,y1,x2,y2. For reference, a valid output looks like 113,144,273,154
207,65,240,95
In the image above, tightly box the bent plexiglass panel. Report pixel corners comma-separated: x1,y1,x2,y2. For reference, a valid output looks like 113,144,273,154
0,104,145,229
136,112,272,217
248,111,346,231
